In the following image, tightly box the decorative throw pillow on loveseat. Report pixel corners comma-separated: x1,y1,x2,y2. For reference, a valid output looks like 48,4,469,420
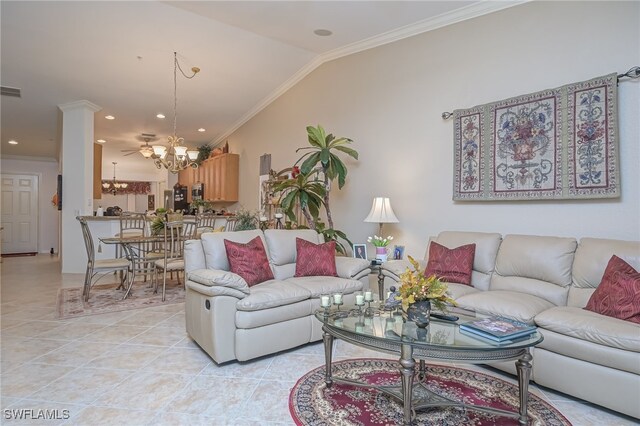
585,255,640,324
425,241,476,286
224,237,274,286
294,238,338,277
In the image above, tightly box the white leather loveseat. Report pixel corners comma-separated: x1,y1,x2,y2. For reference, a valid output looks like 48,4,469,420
184,229,371,363
382,231,640,419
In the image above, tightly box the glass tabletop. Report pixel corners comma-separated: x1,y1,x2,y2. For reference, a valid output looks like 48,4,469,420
315,303,543,351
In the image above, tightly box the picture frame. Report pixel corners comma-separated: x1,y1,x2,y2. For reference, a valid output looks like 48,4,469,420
393,245,405,260
353,244,367,260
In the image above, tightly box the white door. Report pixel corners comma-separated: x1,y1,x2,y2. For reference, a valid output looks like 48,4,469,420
1,174,39,254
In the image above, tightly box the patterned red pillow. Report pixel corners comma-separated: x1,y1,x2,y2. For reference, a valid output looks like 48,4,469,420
425,241,476,286
585,255,640,324
224,237,274,286
294,238,338,277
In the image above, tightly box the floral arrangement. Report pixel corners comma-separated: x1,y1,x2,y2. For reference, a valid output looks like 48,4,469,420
368,235,393,247
398,256,455,311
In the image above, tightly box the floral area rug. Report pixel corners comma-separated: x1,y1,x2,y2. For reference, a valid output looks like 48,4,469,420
57,280,185,319
289,358,571,426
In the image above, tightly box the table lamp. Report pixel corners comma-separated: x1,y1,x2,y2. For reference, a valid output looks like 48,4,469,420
364,197,399,235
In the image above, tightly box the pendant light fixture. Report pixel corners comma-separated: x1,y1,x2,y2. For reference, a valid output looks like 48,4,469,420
151,52,200,174
102,162,128,195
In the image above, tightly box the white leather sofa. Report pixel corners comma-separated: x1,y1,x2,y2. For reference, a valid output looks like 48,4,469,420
382,231,640,419
184,229,371,363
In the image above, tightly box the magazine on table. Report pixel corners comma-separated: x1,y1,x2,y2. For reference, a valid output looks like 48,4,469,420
459,316,536,341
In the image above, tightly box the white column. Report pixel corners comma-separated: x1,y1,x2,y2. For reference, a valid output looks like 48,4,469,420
59,100,101,274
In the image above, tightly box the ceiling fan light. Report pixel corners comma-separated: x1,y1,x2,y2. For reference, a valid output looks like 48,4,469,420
140,147,154,158
152,145,167,156
187,150,198,160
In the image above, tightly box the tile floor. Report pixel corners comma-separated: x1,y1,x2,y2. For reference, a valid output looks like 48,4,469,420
0,255,636,425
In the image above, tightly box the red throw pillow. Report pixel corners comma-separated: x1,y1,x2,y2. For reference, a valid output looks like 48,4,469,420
224,237,274,286
294,238,338,277
425,241,476,286
585,255,640,324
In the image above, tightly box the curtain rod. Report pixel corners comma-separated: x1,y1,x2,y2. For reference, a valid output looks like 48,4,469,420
441,66,640,120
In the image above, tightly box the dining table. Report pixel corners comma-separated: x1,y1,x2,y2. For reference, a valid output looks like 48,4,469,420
99,235,165,300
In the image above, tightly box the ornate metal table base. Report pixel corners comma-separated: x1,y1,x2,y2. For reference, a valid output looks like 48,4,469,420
322,329,533,426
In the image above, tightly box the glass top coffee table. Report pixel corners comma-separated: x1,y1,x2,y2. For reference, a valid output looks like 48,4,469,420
315,304,543,426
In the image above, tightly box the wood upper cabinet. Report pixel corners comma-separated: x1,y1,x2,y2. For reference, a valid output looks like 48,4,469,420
93,143,102,199
178,153,239,203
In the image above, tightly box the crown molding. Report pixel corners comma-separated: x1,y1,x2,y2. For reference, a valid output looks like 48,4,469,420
214,0,529,144
1,154,58,163
58,100,101,112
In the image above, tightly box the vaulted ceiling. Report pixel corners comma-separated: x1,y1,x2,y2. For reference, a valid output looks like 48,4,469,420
1,1,522,161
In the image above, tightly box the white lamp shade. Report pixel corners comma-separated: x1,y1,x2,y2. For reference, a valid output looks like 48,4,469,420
187,150,198,160
174,146,187,157
140,147,154,158
152,145,167,156
364,197,399,224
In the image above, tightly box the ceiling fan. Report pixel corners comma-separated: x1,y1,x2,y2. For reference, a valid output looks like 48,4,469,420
121,133,158,158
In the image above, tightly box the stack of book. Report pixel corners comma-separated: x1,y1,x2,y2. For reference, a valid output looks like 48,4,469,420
459,316,537,343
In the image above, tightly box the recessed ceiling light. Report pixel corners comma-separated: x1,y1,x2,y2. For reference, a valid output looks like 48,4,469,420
8,140,18,145
96,139,106,144
313,29,333,36
198,128,206,132
156,113,165,119
105,115,115,120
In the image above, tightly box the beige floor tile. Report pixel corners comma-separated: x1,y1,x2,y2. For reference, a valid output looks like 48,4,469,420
552,401,639,425
115,311,175,327
0,338,70,365
262,353,325,382
126,326,188,347
334,339,397,359
64,310,136,325
2,320,68,338
144,347,211,375
148,411,221,426
236,379,294,422
0,318,26,330
288,340,327,356
155,312,186,328
2,400,85,425
85,344,166,370
200,355,272,378
0,304,24,315
69,406,155,426
145,303,185,314
173,336,201,349
30,367,132,404
1,363,75,398
80,324,151,344
33,340,118,367
95,371,194,411
168,375,257,417
1,396,21,410
35,322,107,340
1,307,57,321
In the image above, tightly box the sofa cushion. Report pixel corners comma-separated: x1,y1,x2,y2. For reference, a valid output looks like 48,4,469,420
456,290,555,324
425,241,475,286
224,237,274,286
188,269,250,294
584,256,640,324
294,238,337,277
286,276,363,298
535,306,640,353
264,229,322,266
235,299,315,329
236,280,311,311
201,230,266,271
447,283,480,300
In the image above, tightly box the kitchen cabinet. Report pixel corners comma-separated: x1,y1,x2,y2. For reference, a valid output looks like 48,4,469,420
93,143,102,199
178,153,239,203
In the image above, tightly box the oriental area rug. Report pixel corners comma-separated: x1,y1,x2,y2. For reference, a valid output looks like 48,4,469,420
57,281,185,319
289,358,571,426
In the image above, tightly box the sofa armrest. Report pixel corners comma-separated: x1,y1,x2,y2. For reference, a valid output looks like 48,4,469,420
186,281,247,299
188,269,250,296
381,259,427,281
335,257,371,280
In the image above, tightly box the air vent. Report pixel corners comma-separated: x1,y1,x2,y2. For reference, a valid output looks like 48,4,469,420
1,86,21,98
141,133,156,138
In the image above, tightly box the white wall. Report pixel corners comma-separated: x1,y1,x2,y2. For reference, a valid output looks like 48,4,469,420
227,1,640,258
0,157,60,253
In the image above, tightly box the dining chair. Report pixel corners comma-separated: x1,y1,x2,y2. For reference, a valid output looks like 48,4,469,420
194,213,222,238
223,217,237,232
77,216,133,301
153,220,187,301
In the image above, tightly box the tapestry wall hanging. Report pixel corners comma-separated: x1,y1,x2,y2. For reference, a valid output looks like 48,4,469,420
453,73,619,201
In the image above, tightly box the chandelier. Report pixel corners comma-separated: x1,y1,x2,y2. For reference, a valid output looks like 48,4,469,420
151,52,200,174
102,162,128,195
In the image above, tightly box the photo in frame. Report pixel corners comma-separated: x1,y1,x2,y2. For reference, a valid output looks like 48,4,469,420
353,244,367,260
393,245,405,260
